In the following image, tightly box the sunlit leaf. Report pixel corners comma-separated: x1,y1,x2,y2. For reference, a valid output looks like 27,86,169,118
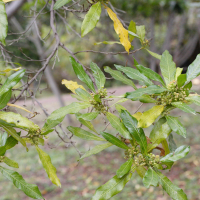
136,25,145,43
175,67,183,80
0,90,11,109
145,49,161,60
77,112,99,121
116,159,134,178
3,157,19,168
143,167,159,188
185,95,200,107
62,79,85,93
171,102,196,115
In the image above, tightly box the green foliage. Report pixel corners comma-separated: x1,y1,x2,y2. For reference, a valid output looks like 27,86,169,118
0,0,7,46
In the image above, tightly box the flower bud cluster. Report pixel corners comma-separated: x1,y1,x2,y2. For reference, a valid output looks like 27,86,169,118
124,146,140,159
156,82,188,106
98,88,107,98
28,131,43,145
134,153,161,168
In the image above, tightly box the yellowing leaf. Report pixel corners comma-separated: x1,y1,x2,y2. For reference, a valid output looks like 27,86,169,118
3,0,15,3
0,67,21,73
7,103,33,114
62,80,85,93
132,112,142,121
105,6,131,53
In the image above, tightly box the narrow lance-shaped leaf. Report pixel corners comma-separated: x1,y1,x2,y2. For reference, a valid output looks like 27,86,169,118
0,132,7,146
128,20,136,42
186,54,200,83
175,67,183,80
155,169,188,200
125,85,167,100
3,157,19,168
53,0,72,10
80,143,113,160
143,167,159,188
166,116,186,138
105,6,131,53
67,126,104,141
0,1,8,46
92,173,132,200
0,89,12,109
136,65,165,86
116,159,134,178
0,166,44,199
77,112,99,121
136,25,145,43
171,102,196,115
81,2,101,37
75,88,92,101
101,132,128,149
160,145,190,163
160,50,176,86
185,95,200,106
106,112,131,139
138,105,164,128
161,139,170,155
0,69,25,96
35,146,61,187
104,66,137,90
115,65,153,86
42,102,91,133
145,49,161,60
4,132,20,150
70,57,95,92
90,62,106,90
120,110,147,154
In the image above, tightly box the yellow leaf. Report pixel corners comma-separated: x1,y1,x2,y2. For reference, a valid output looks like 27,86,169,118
0,67,21,73
105,6,131,53
7,103,33,114
132,112,142,121
62,80,85,93
3,0,15,3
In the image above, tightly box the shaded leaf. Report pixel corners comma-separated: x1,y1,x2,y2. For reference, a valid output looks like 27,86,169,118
143,167,159,188
171,102,196,115
138,105,164,128
116,159,134,178
53,0,72,10
0,1,7,46
160,50,176,85
92,173,132,200
168,133,177,152
145,49,161,60
4,132,20,150
70,57,95,92
106,112,131,139
101,132,128,149
104,66,137,90
36,146,61,187
0,166,44,199
120,110,147,154
67,126,104,141
177,74,186,88
94,41,121,45
136,166,147,178
166,116,186,138
128,20,136,42
81,2,101,37
0,89,12,109
80,143,113,160
90,62,106,90
161,139,170,156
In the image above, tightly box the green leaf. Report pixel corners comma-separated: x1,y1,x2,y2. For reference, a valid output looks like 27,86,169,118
136,25,145,43
155,170,188,200
145,49,161,60
125,85,167,100
70,57,95,92
116,159,134,178
160,145,190,162
77,112,99,121
75,88,92,101
94,41,121,45
161,139,170,155
92,173,132,200
115,65,153,86
53,0,72,10
0,132,7,146
0,69,25,97
101,132,128,149
0,120,26,148
81,2,101,37
0,111,40,133
168,133,177,152
185,95,200,106
148,118,172,152
115,104,127,113
160,50,176,85
175,67,183,80
128,31,140,39
3,157,19,168
171,102,196,115
90,62,106,90
0,1,8,46
136,166,147,178
67,126,104,141
42,102,91,133
0,166,44,199
104,66,137,90
120,110,147,154
0,89,12,109
35,146,61,187
166,116,186,138
177,74,186,88
186,54,200,83
106,112,131,139
136,65,165,86
143,167,159,188
80,143,113,160
4,132,20,150
0,146,6,156
138,105,164,128
128,20,136,42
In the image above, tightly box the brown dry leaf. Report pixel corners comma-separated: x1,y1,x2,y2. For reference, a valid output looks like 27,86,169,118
105,6,131,53
155,146,165,156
